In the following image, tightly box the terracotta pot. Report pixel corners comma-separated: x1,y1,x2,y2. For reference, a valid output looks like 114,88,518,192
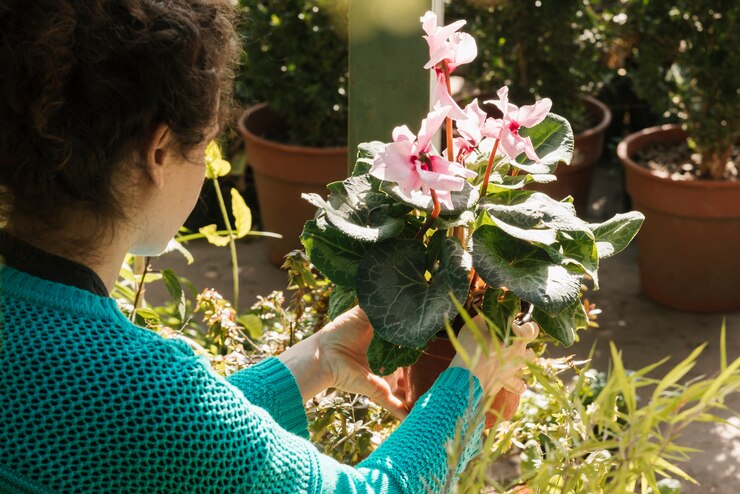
527,96,612,214
402,335,513,428
618,124,740,311
403,336,457,408
238,103,348,265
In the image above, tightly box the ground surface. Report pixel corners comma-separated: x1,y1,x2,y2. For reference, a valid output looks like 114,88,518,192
150,157,739,493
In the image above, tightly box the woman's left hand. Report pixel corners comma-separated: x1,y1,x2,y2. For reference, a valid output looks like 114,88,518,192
277,307,409,419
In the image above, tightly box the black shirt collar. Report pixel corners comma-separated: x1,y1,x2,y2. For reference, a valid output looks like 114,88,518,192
0,230,109,297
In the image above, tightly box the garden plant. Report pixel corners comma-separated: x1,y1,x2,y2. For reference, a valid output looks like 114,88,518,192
301,11,644,380
616,0,738,179
235,0,347,147
611,0,739,311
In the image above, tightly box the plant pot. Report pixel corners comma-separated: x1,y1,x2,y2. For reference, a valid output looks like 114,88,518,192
527,96,612,214
618,124,740,311
238,103,348,265
403,336,457,408
402,335,512,428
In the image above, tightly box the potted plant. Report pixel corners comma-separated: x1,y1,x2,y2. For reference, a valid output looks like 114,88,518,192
235,0,349,265
301,12,643,414
444,0,613,215
615,0,739,311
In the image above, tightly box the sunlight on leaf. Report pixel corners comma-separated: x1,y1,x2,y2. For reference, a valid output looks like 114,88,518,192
199,224,230,247
204,141,232,179
230,188,252,238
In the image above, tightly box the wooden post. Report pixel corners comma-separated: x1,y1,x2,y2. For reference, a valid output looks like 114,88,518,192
347,0,444,172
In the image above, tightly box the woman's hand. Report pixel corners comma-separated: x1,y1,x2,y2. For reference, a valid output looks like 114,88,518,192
277,307,409,419
449,315,538,422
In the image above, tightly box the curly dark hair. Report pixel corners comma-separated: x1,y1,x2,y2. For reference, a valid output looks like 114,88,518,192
0,0,237,228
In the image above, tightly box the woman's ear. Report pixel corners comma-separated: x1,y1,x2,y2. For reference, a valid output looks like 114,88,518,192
142,123,172,189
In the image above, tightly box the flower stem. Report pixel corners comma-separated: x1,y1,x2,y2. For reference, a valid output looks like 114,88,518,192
212,178,240,312
415,189,442,241
479,138,501,197
442,61,454,162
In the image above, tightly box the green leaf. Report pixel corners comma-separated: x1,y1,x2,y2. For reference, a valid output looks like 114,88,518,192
471,225,583,315
237,314,263,339
302,173,407,243
300,219,367,287
367,334,423,376
547,229,600,288
204,141,231,179
328,285,357,320
380,179,479,216
480,190,592,236
230,188,252,238
162,268,186,321
356,236,472,347
488,172,558,191
515,113,574,174
432,210,477,229
589,212,645,259
531,300,584,347
134,307,161,325
481,288,521,339
198,224,230,247
482,209,558,245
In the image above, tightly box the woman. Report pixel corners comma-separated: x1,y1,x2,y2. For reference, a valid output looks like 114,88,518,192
0,1,536,492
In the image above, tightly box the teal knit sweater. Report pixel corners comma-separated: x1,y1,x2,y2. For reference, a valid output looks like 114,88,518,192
0,266,483,493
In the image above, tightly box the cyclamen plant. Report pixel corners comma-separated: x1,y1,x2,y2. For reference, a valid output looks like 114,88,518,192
302,12,644,376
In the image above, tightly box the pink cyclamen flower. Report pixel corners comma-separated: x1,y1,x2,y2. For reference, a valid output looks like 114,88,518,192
420,11,477,73
483,86,552,161
370,106,476,210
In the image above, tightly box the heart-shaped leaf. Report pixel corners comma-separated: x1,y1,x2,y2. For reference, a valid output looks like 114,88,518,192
532,299,589,347
480,190,592,236
357,236,471,347
589,212,645,259
328,285,357,320
514,113,574,174
546,229,600,288
367,335,423,376
302,172,408,243
471,225,583,316
380,179,480,216
301,219,367,287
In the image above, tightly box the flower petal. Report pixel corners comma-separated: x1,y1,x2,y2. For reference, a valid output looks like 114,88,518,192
457,98,487,145
392,125,416,143
435,190,455,210
370,141,414,184
432,76,467,121
416,161,467,192
416,106,451,152
447,33,477,71
516,98,552,128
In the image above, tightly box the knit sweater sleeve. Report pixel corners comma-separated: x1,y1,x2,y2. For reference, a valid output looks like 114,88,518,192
169,354,484,494
226,357,309,438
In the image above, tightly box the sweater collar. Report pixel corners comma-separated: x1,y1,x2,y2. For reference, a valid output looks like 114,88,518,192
0,230,108,297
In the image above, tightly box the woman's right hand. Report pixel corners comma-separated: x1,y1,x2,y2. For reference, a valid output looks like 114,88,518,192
449,315,538,421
